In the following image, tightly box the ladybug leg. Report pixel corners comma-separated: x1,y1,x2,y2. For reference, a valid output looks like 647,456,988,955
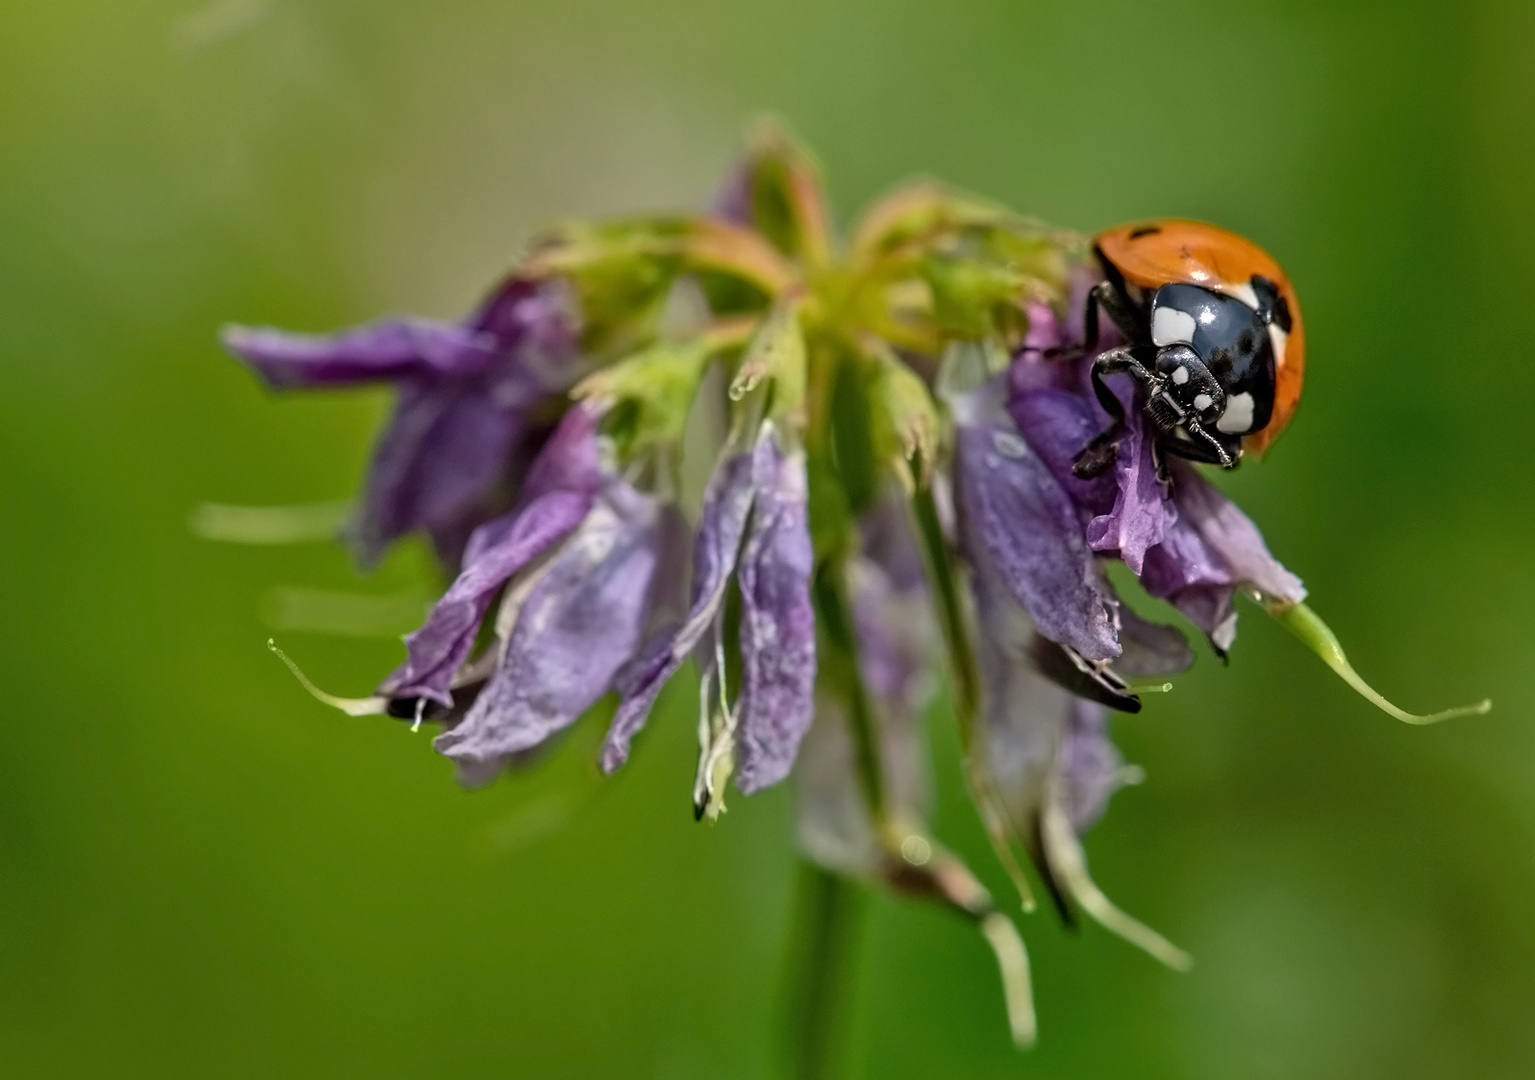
1033,281,1145,362
1071,346,1155,479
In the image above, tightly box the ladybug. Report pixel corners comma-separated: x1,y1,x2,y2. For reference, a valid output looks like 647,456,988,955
1069,220,1305,477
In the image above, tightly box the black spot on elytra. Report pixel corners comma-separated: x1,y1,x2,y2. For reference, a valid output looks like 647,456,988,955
1251,274,1293,332
1207,348,1233,377
1237,329,1255,355
1129,225,1162,239
1272,293,1292,332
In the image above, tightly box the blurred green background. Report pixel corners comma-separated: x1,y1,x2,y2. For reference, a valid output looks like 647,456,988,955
3,0,1533,1076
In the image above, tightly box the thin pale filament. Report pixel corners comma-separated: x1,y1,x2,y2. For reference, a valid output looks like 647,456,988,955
980,912,1038,1048
1040,793,1192,971
267,639,386,717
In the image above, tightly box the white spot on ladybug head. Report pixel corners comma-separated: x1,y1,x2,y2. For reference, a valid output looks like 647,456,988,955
1152,306,1197,346
1268,323,1289,364
1193,392,1214,413
1171,365,1190,385
1226,281,1260,310
1216,391,1255,433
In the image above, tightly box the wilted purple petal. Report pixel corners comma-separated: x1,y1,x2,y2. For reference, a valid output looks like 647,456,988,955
1168,460,1306,605
735,433,816,794
955,386,1119,661
1115,602,1195,678
1140,515,1240,654
434,486,662,783
455,403,604,568
1085,390,1175,575
346,380,526,567
970,550,1074,829
1135,463,1305,655
850,558,931,711
221,319,497,389
1058,699,1129,834
601,451,757,773
796,558,933,876
470,277,577,361
1008,389,1116,516
380,490,593,706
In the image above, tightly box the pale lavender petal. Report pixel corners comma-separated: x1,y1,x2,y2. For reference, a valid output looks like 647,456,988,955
1008,389,1116,515
1168,460,1306,605
221,319,495,388
600,451,757,773
955,402,1119,661
1084,389,1174,575
850,559,931,710
1115,603,1195,678
735,434,816,794
795,560,932,877
380,489,593,706
971,550,1073,829
434,487,662,783
1058,699,1129,834
1139,515,1239,655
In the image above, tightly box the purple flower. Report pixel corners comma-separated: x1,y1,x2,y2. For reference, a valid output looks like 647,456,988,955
602,422,817,805
227,141,1488,1049
223,277,580,567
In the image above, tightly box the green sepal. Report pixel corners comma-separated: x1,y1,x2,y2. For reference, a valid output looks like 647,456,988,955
573,338,717,464
865,340,940,488
921,253,1028,340
1265,599,1492,725
730,302,808,424
728,117,834,269
849,182,1014,263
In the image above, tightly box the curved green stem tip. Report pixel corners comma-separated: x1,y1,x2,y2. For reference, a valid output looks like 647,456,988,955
1267,602,1491,725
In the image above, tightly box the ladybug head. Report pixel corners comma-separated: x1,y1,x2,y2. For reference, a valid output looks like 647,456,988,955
1142,281,1280,464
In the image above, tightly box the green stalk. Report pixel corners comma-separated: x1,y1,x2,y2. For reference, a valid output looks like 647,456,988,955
812,558,887,820
779,862,866,1080
910,486,1037,911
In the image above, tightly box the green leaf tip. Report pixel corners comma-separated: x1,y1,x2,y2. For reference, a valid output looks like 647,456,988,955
1267,601,1491,726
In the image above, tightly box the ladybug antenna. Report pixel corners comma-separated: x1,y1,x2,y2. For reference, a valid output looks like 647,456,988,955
1183,416,1235,469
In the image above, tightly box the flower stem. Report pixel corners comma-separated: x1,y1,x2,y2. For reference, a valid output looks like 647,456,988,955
812,558,888,820
780,861,865,1080
909,487,1037,912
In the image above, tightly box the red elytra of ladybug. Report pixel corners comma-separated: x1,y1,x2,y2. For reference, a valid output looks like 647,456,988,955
1093,219,1304,458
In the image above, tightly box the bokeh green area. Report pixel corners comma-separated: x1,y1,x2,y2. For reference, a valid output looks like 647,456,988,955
4,0,1533,1076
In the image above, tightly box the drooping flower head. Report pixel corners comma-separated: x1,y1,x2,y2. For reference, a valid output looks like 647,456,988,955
224,120,1489,1047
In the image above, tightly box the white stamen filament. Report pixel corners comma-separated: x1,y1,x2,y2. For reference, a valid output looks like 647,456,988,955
266,639,386,717
1040,787,1192,971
